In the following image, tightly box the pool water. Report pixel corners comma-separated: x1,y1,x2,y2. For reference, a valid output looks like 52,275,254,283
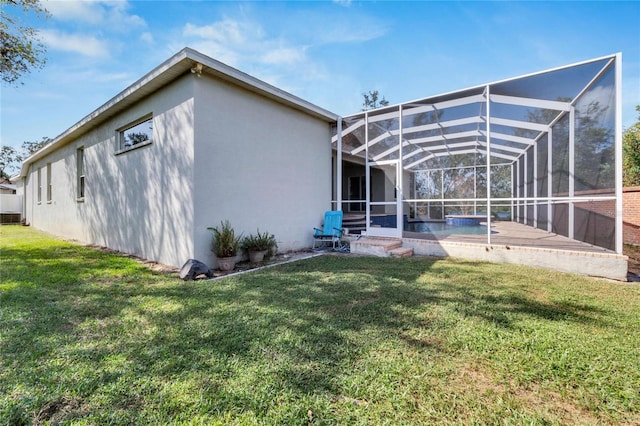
405,221,490,235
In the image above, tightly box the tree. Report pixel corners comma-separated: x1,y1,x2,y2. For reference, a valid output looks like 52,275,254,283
1,0,50,86
124,132,150,147
0,137,51,179
0,145,19,179
361,90,389,111
21,136,51,156
623,105,640,187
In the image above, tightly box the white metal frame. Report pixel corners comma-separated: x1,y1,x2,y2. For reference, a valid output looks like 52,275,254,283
331,54,623,254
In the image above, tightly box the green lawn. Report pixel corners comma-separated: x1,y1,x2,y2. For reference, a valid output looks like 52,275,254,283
1,226,639,425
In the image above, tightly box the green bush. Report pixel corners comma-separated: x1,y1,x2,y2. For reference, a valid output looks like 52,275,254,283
207,220,241,258
242,229,277,254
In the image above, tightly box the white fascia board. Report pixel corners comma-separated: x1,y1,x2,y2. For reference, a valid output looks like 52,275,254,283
19,49,193,177
490,94,571,112
185,48,338,121
19,47,338,177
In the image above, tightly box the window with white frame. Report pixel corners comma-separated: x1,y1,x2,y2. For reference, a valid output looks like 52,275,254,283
37,167,42,203
77,147,85,200
46,163,52,202
118,116,153,151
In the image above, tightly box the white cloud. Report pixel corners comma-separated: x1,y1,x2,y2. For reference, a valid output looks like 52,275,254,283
183,19,260,45
316,23,387,45
46,0,105,23
140,32,154,44
333,0,352,7
285,8,389,46
175,8,390,100
40,29,110,58
260,46,307,65
47,0,146,32
181,18,307,70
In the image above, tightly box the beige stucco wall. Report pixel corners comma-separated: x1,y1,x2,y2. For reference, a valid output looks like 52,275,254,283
24,75,196,267
23,71,333,269
192,75,332,267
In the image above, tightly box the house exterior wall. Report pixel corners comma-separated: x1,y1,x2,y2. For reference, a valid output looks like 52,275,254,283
24,74,196,267
192,75,332,266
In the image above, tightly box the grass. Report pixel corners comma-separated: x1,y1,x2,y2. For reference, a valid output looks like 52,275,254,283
1,225,639,425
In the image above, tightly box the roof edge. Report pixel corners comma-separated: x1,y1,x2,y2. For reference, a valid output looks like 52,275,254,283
184,48,338,122
18,47,339,178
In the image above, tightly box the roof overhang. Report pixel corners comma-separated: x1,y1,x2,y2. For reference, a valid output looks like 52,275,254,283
18,47,339,178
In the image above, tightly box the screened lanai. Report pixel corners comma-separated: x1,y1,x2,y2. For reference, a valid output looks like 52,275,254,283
331,54,622,255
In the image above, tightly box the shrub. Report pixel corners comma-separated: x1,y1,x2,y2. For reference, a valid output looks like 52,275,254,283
242,229,277,254
207,220,241,258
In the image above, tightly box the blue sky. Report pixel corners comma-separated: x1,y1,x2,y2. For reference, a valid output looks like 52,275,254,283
2,0,639,151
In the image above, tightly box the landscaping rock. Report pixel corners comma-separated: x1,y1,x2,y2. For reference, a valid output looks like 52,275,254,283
179,259,213,280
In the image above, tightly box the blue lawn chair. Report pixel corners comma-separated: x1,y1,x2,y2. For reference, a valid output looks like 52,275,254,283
313,210,344,250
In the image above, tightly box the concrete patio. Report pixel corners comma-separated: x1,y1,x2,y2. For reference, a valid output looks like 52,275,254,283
350,221,628,281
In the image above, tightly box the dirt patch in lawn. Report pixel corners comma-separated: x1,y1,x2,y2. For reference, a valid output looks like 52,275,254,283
34,397,84,425
453,364,605,424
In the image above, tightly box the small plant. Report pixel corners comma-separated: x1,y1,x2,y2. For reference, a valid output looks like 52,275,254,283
242,229,277,254
207,220,241,258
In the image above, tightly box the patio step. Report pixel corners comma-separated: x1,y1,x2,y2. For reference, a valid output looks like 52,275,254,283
349,237,413,258
389,246,414,258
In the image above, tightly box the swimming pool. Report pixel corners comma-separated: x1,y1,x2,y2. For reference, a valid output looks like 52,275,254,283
405,221,490,235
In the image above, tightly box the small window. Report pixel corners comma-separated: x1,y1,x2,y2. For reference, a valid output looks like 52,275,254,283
77,147,85,200
37,167,42,203
118,116,153,151
46,163,52,202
